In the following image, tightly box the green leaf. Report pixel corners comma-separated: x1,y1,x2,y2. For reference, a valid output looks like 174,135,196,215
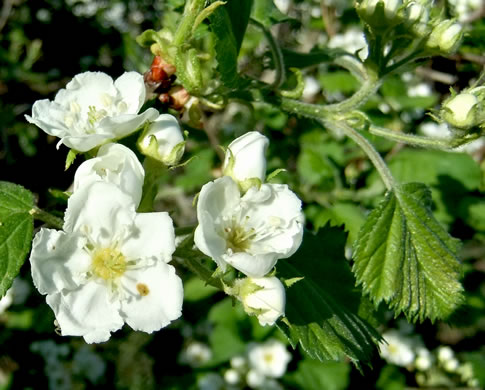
183,276,219,302
353,183,464,322
208,0,252,89
319,71,360,93
0,181,35,297
251,0,299,27
277,226,380,365
286,359,350,390
376,365,406,390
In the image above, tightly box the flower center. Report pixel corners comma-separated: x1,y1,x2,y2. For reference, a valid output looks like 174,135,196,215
91,248,127,280
223,220,255,253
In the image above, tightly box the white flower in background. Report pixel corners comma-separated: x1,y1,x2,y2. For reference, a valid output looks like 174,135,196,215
194,176,304,277
408,83,432,97
380,330,416,366
29,181,183,343
224,368,240,385
230,355,247,370
449,0,482,22
437,345,459,371
137,114,185,165
73,143,144,206
327,27,369,61
0,288,13,314
26,71,158,152
302,76,321,101
223,131,269,187
248,340,291,378
273,0,291,13
415,347,433,371
180,341,212,367
235,277,286,326
247,369,265,388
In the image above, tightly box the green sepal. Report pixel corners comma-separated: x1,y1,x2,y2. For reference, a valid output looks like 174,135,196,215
65,149,78,170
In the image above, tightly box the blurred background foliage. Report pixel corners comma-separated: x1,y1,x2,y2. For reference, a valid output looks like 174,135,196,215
0,0,484,389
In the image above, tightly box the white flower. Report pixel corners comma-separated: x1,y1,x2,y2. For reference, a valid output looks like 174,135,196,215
137,114,185,165
73,143,144,206
223,132,269,186
415,347,433,371
224,368,240,385
247,340,291,378
29,181,183,343
327,27,368,61
236,277,286,326
26,71,159,152
246,369,265,388
230,355,247,370
380,330,415,366
437,346,455,363
194,176,304,277
181,342,212,367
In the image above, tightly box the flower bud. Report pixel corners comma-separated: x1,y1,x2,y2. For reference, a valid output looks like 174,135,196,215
223,132,269,190
441,93,479,130
427,20,463,53
137,114,185,165
356,0,403,30
235,277,285,326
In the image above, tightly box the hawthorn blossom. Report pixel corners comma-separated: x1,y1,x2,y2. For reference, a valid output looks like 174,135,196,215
29,181,183,343
223,131,269,185
194,176,304,277
137,113,185,165
73,143,144,206
247,340,291,378
380,330,416,366
26,71,158,152
236,277,286,326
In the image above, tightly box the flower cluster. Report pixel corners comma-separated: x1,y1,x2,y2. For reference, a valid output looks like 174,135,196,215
194,132,304,326
27,70,186,343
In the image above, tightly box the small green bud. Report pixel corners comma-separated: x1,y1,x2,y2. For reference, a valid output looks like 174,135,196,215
441,92,480,130
427,20,463,53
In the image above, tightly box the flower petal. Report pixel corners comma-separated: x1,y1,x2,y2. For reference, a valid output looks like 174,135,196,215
60,72,117,110
120,262,183,333
98,108,159,140
64,182,136,248
197,177,241,218
73,143,144,206
224,252,277,278
30,228,91,295
194,210,227,270
114,72,146,113
47,281,124,343
120,212,175,261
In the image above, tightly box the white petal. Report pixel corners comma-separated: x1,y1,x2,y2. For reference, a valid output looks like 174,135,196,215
197,177,240,221
64,182,136,248
194,211,227,270
98,108,159,139
224,252,277,278
114,72,146,113
60,72,117,110
30,228,91,295
223,132,269,182
25,99,70,138
73,143,144,206
244,277,285,326
47,282,124,343
120,262,183,332
60,133,113,152
120,212,175,261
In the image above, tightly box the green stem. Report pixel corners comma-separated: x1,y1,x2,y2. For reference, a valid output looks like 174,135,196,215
138,157,167,213
323,119,396,190
30,207,64,229
250,18,286,88
279,97,331,121
325,69,381,112
368,125,455,149
334,55,367,83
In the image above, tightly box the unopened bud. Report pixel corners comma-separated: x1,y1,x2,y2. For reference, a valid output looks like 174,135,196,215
356,0,403,30
137,114,185,165
427,20,463,53
441,92,480,130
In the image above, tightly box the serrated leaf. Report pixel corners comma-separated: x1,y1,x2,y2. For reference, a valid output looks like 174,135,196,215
208,0,252,89
0,181,35,297
277,226,380,365
353,183,463,322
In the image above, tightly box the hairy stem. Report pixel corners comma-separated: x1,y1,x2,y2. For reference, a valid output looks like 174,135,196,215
368,125,455,149
30,207,64,229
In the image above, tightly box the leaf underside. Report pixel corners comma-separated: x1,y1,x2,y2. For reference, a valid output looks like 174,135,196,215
353,182,463,322
0,181,35,297
277,226,380,367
